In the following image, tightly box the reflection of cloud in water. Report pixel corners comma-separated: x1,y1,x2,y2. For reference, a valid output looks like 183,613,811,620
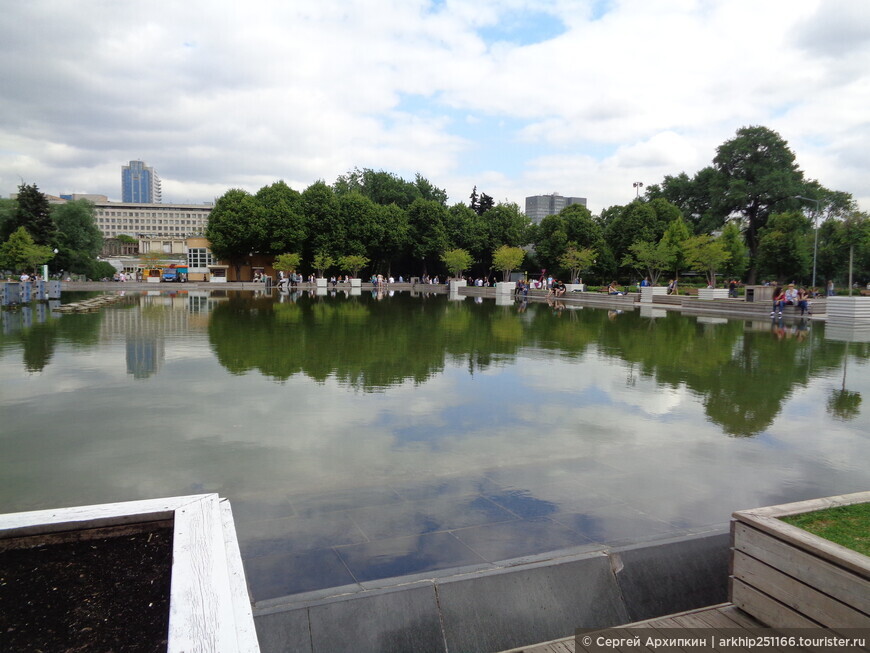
1,293,868,595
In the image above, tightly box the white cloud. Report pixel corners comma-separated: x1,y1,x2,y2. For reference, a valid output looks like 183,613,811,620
0,0,867,212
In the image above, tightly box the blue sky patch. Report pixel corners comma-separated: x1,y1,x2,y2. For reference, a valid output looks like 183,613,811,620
478,10,567,46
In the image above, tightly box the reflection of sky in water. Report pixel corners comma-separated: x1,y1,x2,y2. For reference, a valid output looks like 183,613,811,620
0,291,868,602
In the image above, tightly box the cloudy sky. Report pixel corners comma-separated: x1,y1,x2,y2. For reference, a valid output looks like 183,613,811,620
2,0,869,213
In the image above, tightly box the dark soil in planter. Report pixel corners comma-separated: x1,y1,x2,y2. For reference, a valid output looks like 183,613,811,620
0,522,173,652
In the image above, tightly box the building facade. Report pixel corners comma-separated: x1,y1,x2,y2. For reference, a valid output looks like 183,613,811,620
122,160,162,203
90,197,212,239
525,193,587,223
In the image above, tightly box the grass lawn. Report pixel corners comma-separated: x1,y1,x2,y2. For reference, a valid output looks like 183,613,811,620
781,502,870,556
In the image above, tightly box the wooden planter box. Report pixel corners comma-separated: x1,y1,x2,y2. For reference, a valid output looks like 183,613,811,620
730,491,870,630
0,494,259,652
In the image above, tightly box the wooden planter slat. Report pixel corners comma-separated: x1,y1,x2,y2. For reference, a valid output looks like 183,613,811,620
731,579,821,628
168,495,237,651
732,521,869,613
730,491,870,631
220,498,260,653
732,550,870,628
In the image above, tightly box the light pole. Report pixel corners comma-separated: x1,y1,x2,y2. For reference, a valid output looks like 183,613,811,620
633,182,644,198
795,195,821,290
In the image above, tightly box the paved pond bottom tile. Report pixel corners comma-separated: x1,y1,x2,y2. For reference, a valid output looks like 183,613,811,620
245,548,358,601
335,531,487,583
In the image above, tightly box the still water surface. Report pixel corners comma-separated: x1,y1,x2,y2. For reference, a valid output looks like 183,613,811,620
1,290,868,601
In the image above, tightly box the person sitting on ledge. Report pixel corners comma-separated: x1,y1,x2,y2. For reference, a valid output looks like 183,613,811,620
798,287,812,316
608,281,624,295
553,279,566,297
771,286,785,317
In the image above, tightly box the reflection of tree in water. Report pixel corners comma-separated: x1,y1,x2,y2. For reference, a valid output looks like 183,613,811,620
596,314,851,437
0,311,103,372
208,294,866,435
827,341,863,421
208,294,529,390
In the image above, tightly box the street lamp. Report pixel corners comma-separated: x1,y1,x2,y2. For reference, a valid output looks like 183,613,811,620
795,195,821,290
633,182,644,198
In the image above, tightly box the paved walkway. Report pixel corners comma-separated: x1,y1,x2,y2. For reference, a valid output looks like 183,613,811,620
498,603,763,653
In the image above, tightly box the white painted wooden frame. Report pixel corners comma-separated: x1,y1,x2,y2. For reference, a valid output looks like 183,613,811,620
0,494,259,653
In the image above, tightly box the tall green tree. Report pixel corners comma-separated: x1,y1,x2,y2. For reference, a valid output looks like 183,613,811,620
719,222,749,280
7,183,55,246
604,202,663,270
0,198,15,240
756,211,812,283
301,181,342,260
205,188,264,279
710,126,805,283
445,203,486,257
407,198,448,274
373,203,410,274
339,193,381,258
533,214,569,272
660,215,691,281
255,181,305,255
51,199,102,275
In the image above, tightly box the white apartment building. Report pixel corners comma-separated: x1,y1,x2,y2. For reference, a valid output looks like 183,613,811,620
59,194,212,239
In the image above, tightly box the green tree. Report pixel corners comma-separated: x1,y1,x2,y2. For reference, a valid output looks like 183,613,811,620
255,181,305,255
0,227,55,272
5,183,56,246
683,235,731,287
302,181,343,260
482,202,529,250
559,247,596,284
90,260,118,280
604,202,664,269
273,253,302,272
0,198,15,240
646,168,718,234
312,252,335,278
711,126,805,283
407,198,448,273
621,240,672,286
338,254,369,279
339,193,381,258
492,245,524,282
51,199,102,275
205,188,264,280
445,203,486,258
660,215,691,281
532,214,569,272
441,248,474,278
719,222,749,280
372,203,410,274
414,173,448,205
756,211,812,283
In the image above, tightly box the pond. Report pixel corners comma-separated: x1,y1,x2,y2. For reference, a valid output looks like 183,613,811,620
1,289,868,602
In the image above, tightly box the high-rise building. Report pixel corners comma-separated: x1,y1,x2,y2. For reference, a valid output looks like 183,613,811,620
525,193,587,223
122,160,162,203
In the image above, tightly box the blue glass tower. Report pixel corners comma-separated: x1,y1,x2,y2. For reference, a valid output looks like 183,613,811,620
122,160,162,203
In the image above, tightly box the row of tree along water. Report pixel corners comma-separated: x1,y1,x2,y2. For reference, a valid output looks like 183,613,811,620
205,126,869,287
1,125,867,286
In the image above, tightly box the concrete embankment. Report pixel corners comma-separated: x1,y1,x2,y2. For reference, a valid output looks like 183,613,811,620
253,529,730,653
